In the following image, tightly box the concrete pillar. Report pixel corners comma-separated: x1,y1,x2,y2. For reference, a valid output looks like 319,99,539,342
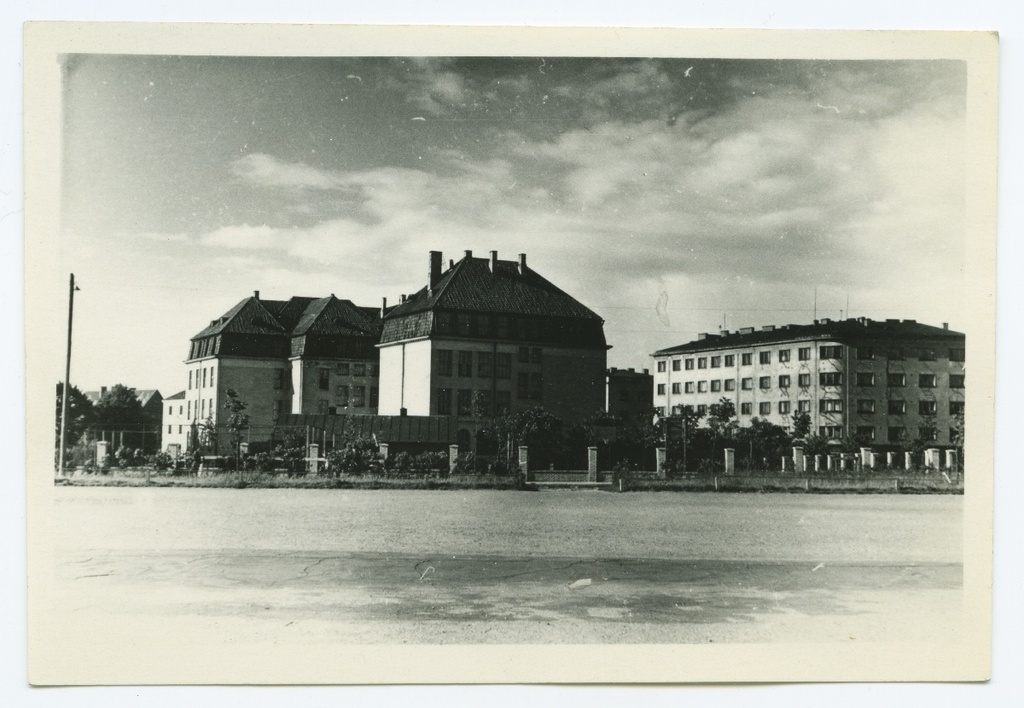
887,452,896,468
449,444,460,475
840,455,850,472
378,442,389,460
860,447,872,468
925,448,941,469
781,457,791,473
587,446,598,482
945,449,958,471
518,445,529,481
655,447,667,479
814,454,824,473
724,448,735,475
96,441,109,469
307,443,319,475
792,447,805,474
905,451,913,470
868,452,877,470
827,454,835,471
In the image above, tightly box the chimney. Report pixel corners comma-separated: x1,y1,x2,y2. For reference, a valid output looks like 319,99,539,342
761,325,776,332
428,250,442,293
464,249,473,259
518,253,527,274
100,386,107,397
400,294,407,304
380,296,387,317
698,333,709,340
489,250,498,272
253,290,260,300
643,368,649,375
943,322,949,330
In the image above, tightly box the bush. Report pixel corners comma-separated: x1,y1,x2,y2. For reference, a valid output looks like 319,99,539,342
325,438,383,476
147,451,174,471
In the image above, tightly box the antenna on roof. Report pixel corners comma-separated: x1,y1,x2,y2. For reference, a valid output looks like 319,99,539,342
813,286,817,321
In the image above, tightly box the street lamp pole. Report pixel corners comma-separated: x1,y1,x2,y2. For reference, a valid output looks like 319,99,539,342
57,274,79,475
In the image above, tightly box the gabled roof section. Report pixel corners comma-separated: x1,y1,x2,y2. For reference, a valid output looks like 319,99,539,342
136,389,162,407
165,390,187,401
386,254,603,321
292,296,381,338
652,318,964,357
190,295,288,340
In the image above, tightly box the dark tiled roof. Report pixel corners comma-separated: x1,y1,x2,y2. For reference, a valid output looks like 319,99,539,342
165,390,186,401
653,318,964,357
278,414,455,444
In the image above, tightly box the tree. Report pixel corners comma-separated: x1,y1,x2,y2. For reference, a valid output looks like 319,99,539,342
55,382,94,456
224,389,250,483
735,418,793,470
790,412,812,439
92,384,144,450
706,398,737,439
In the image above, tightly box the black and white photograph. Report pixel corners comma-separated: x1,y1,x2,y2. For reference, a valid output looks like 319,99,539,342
23,23,997,686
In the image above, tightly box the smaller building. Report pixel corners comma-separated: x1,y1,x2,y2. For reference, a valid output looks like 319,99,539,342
606,367,653,423
161,391,188,455
85,386,164,453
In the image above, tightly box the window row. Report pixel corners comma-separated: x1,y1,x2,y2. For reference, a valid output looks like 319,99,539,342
857,346,965,362
186,398,216,421
435,388,515,417
655,346,965,373
434,312,591,342
657,372,965,393
188,366,215,390
856,372,963,388
330,385,379,409
317,363,379,390
819,426,951,442
434,350,515,379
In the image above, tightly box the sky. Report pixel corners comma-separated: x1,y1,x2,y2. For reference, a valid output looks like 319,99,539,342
58,55,968,396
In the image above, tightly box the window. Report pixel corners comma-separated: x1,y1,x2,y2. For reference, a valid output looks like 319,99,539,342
778,349,791,363
530,372,543,399
918,427,938,442
656,360,666,373
188,371,192,390
740,402,753,415
819,372,843,386
857,346,874,360
710,380,722,392
671,383,682,394
353,363,366,377
697,381,708,393
919,349,936,361
779,375,791,388
684,382,695,393
741,353,753,366
724,379,736,391
819,399,843,413
317,399,330,415
496,353,511,379
201,400,205,417
477,390,494,417
798,373,811,387
370,364,380,378
337,362,350,375
495,391,511,416
457,389,472,416
888,347,905,360
919,400,938,415
274,369,285,390
674,359,683,371
187,401,191,419
888,400,906,414
168,425,172,434
656,383,666,396
352,386,365,408
949,374,965,388
655,407,665,416
710,356,721,368
336,385,349,405
697,357,708,369
857,399,876,414
949,348,965,362
888,427,907,442
724,355,735,367
696,404,708,415
778,401,791,414
797,400,811,413
178,425,182,434
273,400,284,421
168,405,173,415
820,345,843,359
759,376,771,389
759,402,771,415
317,369,330,390
436,350,453,377
477,352,493,378
856,372,875,387
759,351,771,365
856,426,876,441
457,351,473,377
369,387,379,408
210,368,215,386
819,426,843,439
495,316,509,339
519,347,532,364
531,348,542,364
918,374,937,388
741,377,753,390
436,312,454,334
949,401,965,415
202,369,207,387
887,373,906,387
436,388,452,415
798,347,811,361
457,314,472,336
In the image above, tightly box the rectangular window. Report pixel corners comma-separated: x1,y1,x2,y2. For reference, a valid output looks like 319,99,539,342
819,399,843,413
741,353,753,366
949,401,965,415
918,427,938,442
476,315,492,338
531,347,542,364
457,390,472,416
820,372,843,386
724,379,736,391
674,359,684,371
949,374,965,388
887,373,906,387
798,373,811,387
888,347,906,360
778,400,791,415
496,353,511,379
656,360,666,373
187,401,192,419
435,350,453,377
520,374,532,399
672,383,682,394
779,375,791,388
337,362,350,376
210,368,215,387
519,347,531,364
496,391,511,416
370,364,379,378
529,372,543,400
697,357,708,369
888,400,906,414
436,388,452,415
759,402,771,415
167,425,172,434
856,372,875,387
724,355,735,367
273,400,283,421
819,426,843,439
710,380,722,392
856,426,876,441
201,399,205,417
919,348,936,361
273,369,283,390
710,356,721,368
949,348,965,362
478,352,493,378
457,351,473,377
477,390,494,417
436,312,454,334
759,351,771,365
696,404,708,415
741,377,753,390
919,400,938,415
740,402,752,415
888,427,907,442
697,381,708,393
798,347,811,361
684,382,695,393
656,383,666,396
857,346,874,360
188,371,192,390
759,376,771,389
319,369,330,390
178,425,182,434
820,345,843,359
857,399,876,414
495,316,509,339
202,369,207,387
168,405,173,415
457,314,472,336
353,363,366,377
336,385,349,405
369,387,379,408
797,400,811,413
778,349,791,363
919,374,937,388
352,387,365,408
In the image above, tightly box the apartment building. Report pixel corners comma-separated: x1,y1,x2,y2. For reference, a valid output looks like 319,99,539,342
651,318,965,446
606,367,654,422
161,390,188,453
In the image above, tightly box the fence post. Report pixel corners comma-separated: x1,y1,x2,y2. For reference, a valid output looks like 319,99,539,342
587,447,598,483
814,454,824,473
655,447,667,479
887,451,896,469
518,445,529,482
860,447,872,469
905,451,913,470
307,443,319,476
378,442,389,461
792,447,805,474
95,441,109,470
781,457,791,474
826,454,835,472
723,448,735,475
925,448,940,471
945,449,958,471
449,444,459,475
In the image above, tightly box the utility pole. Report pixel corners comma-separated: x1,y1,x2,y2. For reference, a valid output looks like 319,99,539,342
57,274,79,475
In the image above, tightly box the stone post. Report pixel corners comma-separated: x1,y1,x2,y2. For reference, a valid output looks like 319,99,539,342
449,444,460,475
860,447,872,468
518,445,529,481
905,451,914,470
925,448,940,470
840,455,850,472
827,454,835,472
587,446,598,483
723,448,735,475
868,452,877,470
655,447,667,479
96,441,109,469
945,449,958,471
378,442,389,460
307,443,319,475
886,452,896,469
814,454,824,473
792,447,805,474
781,457,791,474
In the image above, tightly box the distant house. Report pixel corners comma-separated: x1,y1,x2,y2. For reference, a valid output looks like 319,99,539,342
606,367,654,423
378,250,609,450
84,386,163,453
161,390,188,454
